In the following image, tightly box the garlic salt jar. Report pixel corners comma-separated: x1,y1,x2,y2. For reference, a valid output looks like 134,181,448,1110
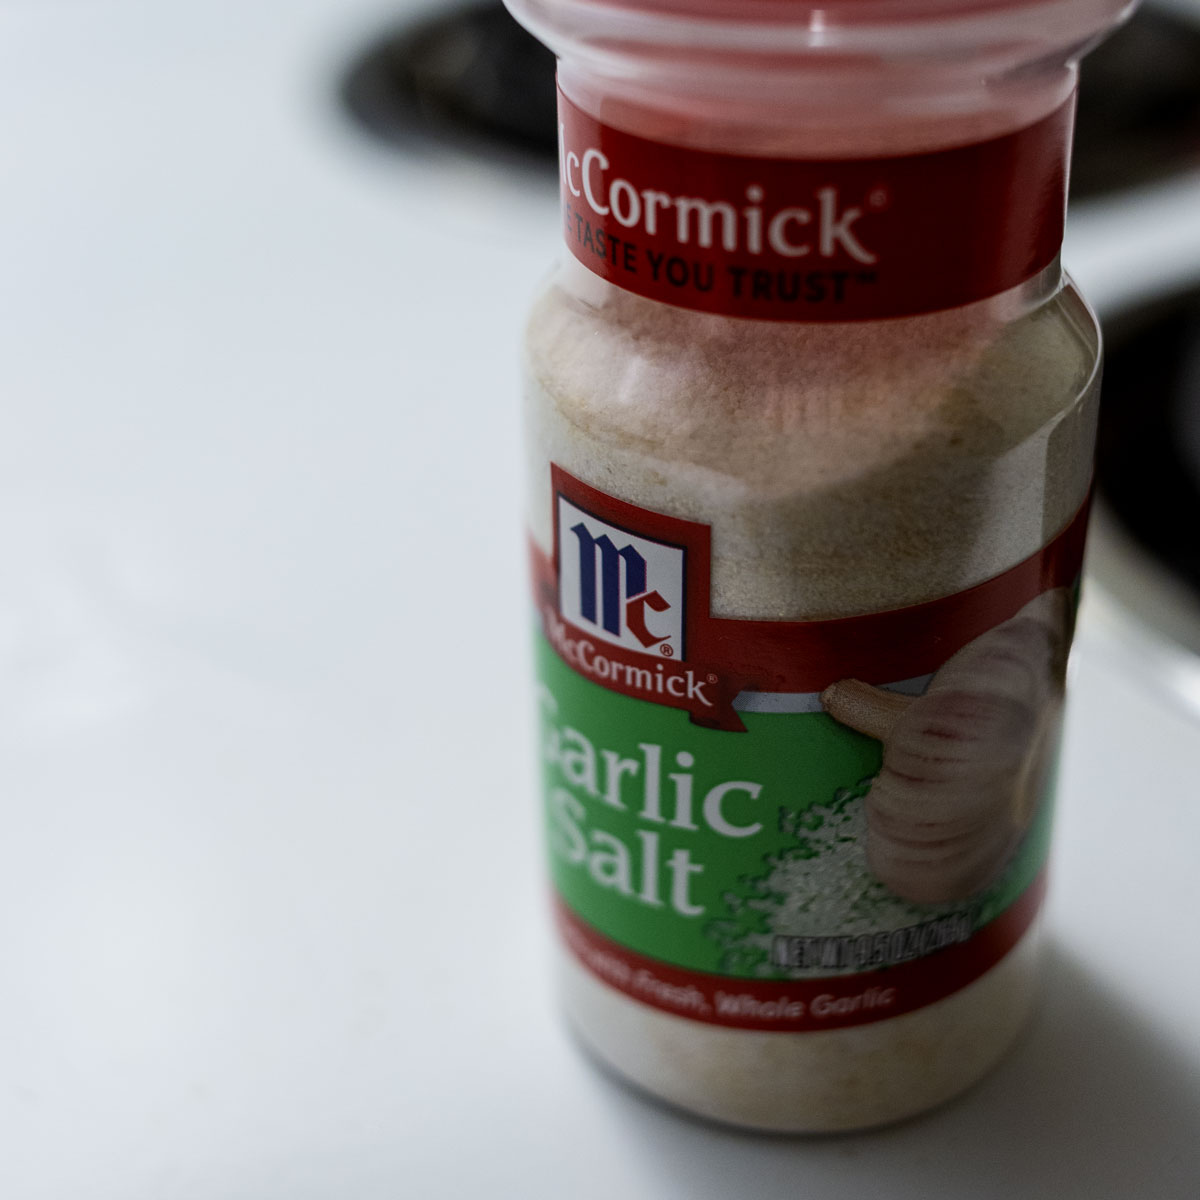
511,0,1132,1131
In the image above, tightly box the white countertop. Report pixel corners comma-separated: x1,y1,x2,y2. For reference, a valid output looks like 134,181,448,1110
1,3,1198,1197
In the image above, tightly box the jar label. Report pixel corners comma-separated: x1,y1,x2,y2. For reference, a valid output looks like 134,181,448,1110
557,88,1073,321
532,466,1088,1031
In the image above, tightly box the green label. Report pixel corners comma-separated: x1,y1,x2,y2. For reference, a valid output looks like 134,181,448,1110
537,630,1052,983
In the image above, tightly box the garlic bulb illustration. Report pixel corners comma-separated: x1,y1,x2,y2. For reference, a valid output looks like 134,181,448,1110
821,588,1073,904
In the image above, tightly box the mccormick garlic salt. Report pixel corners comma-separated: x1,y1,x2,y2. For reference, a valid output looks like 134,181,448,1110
508,0,1132,1131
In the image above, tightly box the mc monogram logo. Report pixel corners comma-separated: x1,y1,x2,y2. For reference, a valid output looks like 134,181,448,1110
557,496,686,659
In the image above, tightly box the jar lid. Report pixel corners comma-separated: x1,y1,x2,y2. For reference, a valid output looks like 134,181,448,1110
508,0,1135,61
557,0,1058,19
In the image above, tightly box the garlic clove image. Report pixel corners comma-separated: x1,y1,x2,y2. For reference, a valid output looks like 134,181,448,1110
821,587,1073,903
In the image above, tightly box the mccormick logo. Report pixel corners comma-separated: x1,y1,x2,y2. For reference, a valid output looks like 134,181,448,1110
557,496,686,660
559,131,879,266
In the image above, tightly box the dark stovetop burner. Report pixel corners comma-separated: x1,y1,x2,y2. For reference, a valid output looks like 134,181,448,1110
1097,285,1200,612
340,1,555,165
1071,2,1200,198
340,2,1200,198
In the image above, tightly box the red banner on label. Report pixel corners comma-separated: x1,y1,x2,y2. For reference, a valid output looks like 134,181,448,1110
534,465,1090,731
558,88,1073,320
556,870,1045,1032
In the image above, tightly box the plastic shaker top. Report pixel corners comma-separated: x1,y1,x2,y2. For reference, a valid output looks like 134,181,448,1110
547,0,1121,22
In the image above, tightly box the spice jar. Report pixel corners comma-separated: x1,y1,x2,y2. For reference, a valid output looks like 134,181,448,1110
510,0,1132,1132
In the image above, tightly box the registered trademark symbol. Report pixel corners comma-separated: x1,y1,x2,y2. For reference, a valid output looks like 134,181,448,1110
707,673,718,684
868,188,890,209
659,643,675,657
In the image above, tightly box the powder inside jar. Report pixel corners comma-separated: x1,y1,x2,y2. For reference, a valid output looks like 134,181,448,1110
528,269,1099,619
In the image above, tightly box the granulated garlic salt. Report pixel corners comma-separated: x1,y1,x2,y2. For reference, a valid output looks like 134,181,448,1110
508,0,1129,1133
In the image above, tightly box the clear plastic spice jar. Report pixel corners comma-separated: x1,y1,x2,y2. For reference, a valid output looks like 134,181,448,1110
511,0,1133,1132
